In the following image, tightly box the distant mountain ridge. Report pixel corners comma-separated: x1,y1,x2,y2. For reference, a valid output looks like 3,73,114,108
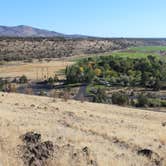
0,25,89,38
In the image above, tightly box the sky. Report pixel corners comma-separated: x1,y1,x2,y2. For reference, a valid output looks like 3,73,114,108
0,0,166,37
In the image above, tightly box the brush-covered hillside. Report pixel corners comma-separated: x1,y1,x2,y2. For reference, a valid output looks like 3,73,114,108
1,37,166,61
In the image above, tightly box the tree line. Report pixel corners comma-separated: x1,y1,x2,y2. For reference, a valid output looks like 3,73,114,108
65,55,166,90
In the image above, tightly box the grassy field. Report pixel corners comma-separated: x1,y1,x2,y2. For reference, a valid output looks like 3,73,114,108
70,46,165,62
0,60,73,80
128,46,166,52
70,52,157,63
112,51,158,59
116,46,166,60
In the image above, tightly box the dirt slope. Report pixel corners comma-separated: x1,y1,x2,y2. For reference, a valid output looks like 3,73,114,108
0,92,166,166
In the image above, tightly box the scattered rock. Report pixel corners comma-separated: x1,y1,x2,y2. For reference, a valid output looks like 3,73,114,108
82,146,89,155
137,148,162,165
137,149,153,158
19,132,98,166
22,132,41,144
112,137,129,149
58,136,62,140
66,111,75,117
20,132,54,166
161,122,166,127
53,144,98,166
30,104,35,108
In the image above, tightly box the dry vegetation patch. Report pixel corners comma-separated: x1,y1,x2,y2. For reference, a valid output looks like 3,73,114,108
0,60,73,80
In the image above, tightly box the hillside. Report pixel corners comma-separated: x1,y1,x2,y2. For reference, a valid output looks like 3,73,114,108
0,92,166,165
0,25,65,37
1,36,166,61
0,25,90,38
0,38,131,61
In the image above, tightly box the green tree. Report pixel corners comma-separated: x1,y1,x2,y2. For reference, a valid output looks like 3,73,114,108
112,92,129,106
19,75,28,84
137,94,149,107
92,88,108,103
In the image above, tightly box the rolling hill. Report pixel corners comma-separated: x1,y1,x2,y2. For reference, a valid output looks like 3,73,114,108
0,92,166,165
0,25,88,38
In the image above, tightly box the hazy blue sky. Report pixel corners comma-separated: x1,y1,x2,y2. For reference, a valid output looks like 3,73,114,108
0,0,165,37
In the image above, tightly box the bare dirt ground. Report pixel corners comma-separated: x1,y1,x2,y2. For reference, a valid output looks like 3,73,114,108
0,60,73,80
0,92,166,166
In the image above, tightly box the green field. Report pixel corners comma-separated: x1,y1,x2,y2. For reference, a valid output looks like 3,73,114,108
128,46,166,52
72,51,158,62
112,52,158,59
70,45,166,62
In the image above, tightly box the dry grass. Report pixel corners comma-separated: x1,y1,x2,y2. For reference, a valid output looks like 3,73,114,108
0,60,73,80
158,134,166,146
0,92,166,165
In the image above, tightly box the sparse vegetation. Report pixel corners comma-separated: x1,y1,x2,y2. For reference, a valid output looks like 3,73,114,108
0,37,134,61
47,74,59,85
91,87,108,103
136,93,149,107
112,92,129,106
19,75,28,84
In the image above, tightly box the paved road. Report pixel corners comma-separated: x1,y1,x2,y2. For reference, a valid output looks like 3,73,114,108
74,85,87,100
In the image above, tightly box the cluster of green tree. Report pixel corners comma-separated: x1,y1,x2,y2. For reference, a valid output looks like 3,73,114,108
0,79,6,90
91,88,166,107
65,55,166,90
111,91,164,107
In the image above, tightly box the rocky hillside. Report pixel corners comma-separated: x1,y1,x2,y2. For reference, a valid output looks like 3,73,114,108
0,92,166,165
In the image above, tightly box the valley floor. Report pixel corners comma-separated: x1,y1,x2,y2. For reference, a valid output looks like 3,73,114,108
0,92,166,165
0,59,73,80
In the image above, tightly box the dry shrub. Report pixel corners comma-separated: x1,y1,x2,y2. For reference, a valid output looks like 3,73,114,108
25,88,33,95
58,89,70,102
7,83,17,92
63,91,70,102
